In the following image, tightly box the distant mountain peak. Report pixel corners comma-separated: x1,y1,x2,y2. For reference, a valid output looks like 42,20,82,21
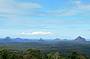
54,38,61,41
75,36,86,42
39,38,44,41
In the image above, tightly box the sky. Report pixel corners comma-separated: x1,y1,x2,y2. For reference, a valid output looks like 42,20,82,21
0,0,90,39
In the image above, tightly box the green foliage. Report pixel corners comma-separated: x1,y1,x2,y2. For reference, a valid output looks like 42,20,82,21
24,49,42,59
47,52,65,59
0,49,9,59
0,48,88,59
67,52,87,59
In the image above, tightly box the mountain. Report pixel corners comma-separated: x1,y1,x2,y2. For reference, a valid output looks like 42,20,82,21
54,38,61,41
74,36,86,42
0,36,87,43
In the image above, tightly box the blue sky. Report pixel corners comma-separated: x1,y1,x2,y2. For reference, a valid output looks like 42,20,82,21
0,0,90,39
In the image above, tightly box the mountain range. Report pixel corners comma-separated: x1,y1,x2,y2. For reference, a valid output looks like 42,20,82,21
0,36,87,42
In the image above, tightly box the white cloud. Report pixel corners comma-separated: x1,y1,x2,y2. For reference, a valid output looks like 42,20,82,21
0,0,16,12
0,0,16,20
73,0,90,10
76,3,90,10
0,0,89,18
20,31,53,35
31,31,53,35
69,0,90,16
36,0,90,16
17,2,42,9
20,32,31,35
0,0,42,19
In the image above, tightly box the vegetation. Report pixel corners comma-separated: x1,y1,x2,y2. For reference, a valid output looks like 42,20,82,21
0,48,88,59
0,40,90,59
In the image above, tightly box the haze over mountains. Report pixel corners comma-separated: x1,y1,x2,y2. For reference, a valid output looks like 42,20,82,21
0,36,90,58
0,36,87,42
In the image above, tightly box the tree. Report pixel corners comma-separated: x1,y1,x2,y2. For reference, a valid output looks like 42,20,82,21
47,52,65,59
23,49,42,59
69,52,87,59
0,49,9,59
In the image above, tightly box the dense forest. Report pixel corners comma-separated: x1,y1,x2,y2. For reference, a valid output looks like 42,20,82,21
0,48,88,59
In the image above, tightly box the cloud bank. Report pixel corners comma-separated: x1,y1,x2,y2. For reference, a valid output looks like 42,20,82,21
20,31,53,35
0,0,90,18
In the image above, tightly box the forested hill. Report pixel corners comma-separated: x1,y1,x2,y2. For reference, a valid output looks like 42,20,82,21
0,48,89,59
0,40,90,59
